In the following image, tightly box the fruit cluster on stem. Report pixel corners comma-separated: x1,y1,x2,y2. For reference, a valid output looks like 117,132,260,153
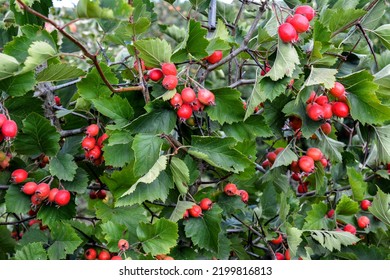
82,124,108,165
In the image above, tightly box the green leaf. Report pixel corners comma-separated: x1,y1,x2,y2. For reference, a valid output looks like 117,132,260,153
244,76,289,120
5,186,31,214
374,64,390,105
134,38,172,68
0,226,17,259
14,112,60,157
184,205,223,253
102,142,134,168
106,130,133,146
271,144,298,169
309,230,360,251
100,221,127,252
14,243,47,260
321,9,366,34
188,136,253,173
317,133,345,163
0,53,20,80
137,218,178,256
132,134,163,177
340,70,390,125
62,168,89,194
49,153,77,181
0,71,35,97
37,199,76,229
373,24,390,50
169,200,195,222
336,195,359,216
17,228,48,248
127,108,176,134
223,115,273,142
21,41,56,74
47,222,83,260
217,194,246,216
6,96,44,128
303,202,328,230
36,64,85,82
347,167,367,201
265,38,300,81
92,95,134,127
286,226,303,259
205,88,245,125
304,67,337,89
170,157,190,195
373,125,390,165
76,0,114,19
369,189,390,227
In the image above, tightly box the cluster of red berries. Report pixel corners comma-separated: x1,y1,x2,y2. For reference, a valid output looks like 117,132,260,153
183,197,213,219
261,147,284,168
85,239,129,260
275,249,291,260
0,113,18,141
223,183,249,203
278,5,315,43
82,124,108,165
89,189,107,200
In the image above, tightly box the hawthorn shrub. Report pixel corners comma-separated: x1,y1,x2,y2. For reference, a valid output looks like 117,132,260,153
0,0,390,260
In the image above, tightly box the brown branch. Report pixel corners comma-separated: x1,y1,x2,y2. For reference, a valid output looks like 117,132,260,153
229,79,256,88
0,215,36,226
60,127,86,137
356,23,379,70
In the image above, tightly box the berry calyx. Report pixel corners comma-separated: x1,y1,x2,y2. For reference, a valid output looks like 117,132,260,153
162,75,178,90
118,239,130,251
177,103,193,121
206,50,223,64
360,199,372,211
82,137,96,151
54,190,71,206
329,82,345,98
188,204,203,218
148,68,164,81
2,120,18,138
161,63,177,76
31,194,42,206
295,5,315,21
306,147,323,161
298,156,315,173
190,98,205,112
86,124,99,137
357,216,370,229
332,102,349,118
169,93,183,109
199,198,213,211
278,23,298,43
271,234,283,245
22,182,38,195
224,183,238,196
181,87,196,104
98,250,111,260
289,14,310,33
343,224,357,235
11,169,28,184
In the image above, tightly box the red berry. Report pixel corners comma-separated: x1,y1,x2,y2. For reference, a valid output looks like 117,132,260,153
89,190,98,199
148,68,164,81
329,82,345,98
278,23,298,43
118,239,129,251
306,103,324,121
85,248,97,260
88,146,102,161
162,75,178,90
321,122,332,135
31,194,42,205
97,133,109,147
332,102,349,118
54,190,71,206
274,147,284,155
357,216,370,229
177,103,193,121
183,209,189,220
98,250,111,260
298,156,315,173
289,116,302,130
199,198,213,211
2,120,18,138
206,50,223,64
111,255,122,260
262,159,271,168
297,182,308,193
54,96,61,106
343,224,357,235
322,103,333,119
360,200,372,211
306,91,317,104
97,189,107,199
0,114,7,127
327,209,335,218
11,169,28,184
82,137,96,151
169,93,183,109
191,98,205,112
197,89,215,106
266,152,277,164
271,234,283,245
290,160,300,173
275,252,285,260
291,173,301,181
261,65,271,76
188,204,203,218
48,188,59,203
295,5,315,21
224,183,238,196
306,147,323,161
35,183,51,199
161,63,177,76
238,190,249,203
86,124,99,137
320,158,328,168
289,14,310,33
181,87,196,104
315,95,329,106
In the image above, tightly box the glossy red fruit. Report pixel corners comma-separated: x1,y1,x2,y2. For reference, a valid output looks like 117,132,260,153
11,169,28,184
161,63,177,76
291,172,301,181
0,114,7,127
306,147,323,161
97,133,109,147
298,156,315,173
111,256,122,260
35,183,51,199
295,5,315,21
31,194,42,206
320,158,328,168
332,102,349,118
275,252,285,260
297,182,308,193
271,234,283,245
343,224,357,235
97,189,107,199
89,190,98,199
199,198,213,211
2,120,18,138
148,68,164,81
48,188,59,203
181,87,196,104
289,116,302,130
360,199,372,211
188,204,203,218
357,216,370,229
177,103,193,121
274,147,284,155
262,159,271,168
290,161,300,173
88,146,102,161
315,95,329,106
261,65,271,76
54,96,61,106
82,137,96,151
327,209,335,218
85,248,97,260
118,239,130,251
169,93,183,109
306,91,317,104
86,124,99,137
284,249,291,260
289,14,310,33
321,122,332,135
224,183,238,196
329,82,345,98
98,250,111,260
322,103,333,119
238,190,249,203
306,103,324,121
191,98,205,112
278,23,298,43
197,89,215,106
162,75,178,90
55,190,71,206
206,50,223,64
266,152,277,164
